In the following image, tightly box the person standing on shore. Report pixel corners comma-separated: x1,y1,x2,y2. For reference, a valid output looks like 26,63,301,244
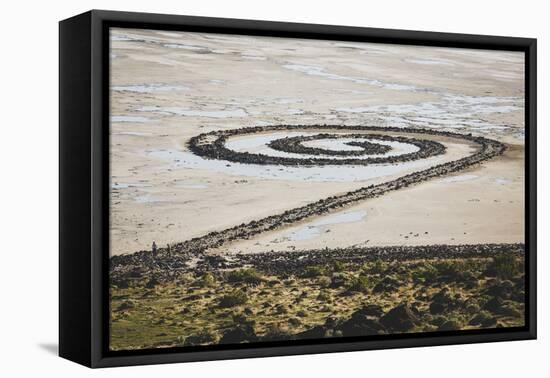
152,241,157,257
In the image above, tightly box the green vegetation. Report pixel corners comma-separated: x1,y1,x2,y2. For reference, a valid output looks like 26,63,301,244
412,262,438,284
226,268,264,285
110,254,525,351
301,265,327,278
332,261,346,272
346,275,370,293
196,273,216,287
317,289,331,302
364,258,388,275
219,290,248,307
492,253,519,280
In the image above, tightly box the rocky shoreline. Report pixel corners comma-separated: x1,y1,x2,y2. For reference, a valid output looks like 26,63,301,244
110,243,524,286
228,243,526,276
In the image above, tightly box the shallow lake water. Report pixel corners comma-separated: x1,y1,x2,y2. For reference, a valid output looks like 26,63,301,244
281,210,368,241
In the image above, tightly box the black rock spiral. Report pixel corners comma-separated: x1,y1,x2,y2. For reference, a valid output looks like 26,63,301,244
111,125,508,276
188,125,446,166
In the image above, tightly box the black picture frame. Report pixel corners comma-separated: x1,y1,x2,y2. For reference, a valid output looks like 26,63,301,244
59,9,537,368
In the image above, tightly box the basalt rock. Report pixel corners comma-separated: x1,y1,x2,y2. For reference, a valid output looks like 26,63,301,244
219,324,258,344
379,303,419,332
295,325,331,340
372,276,400,294
438,319,462,331
357,304,385,318
110,244,525,285
483,296,505,313
338,311,386,337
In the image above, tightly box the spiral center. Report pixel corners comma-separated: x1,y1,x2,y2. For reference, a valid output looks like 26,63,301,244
268,134,393,157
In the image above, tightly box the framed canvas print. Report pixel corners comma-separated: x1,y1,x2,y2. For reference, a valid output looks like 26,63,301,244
59,10,536,368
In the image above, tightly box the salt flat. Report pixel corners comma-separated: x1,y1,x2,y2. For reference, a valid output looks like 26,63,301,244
109,28,524,256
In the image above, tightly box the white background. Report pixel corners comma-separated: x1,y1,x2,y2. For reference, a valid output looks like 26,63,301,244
0,0,546,376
